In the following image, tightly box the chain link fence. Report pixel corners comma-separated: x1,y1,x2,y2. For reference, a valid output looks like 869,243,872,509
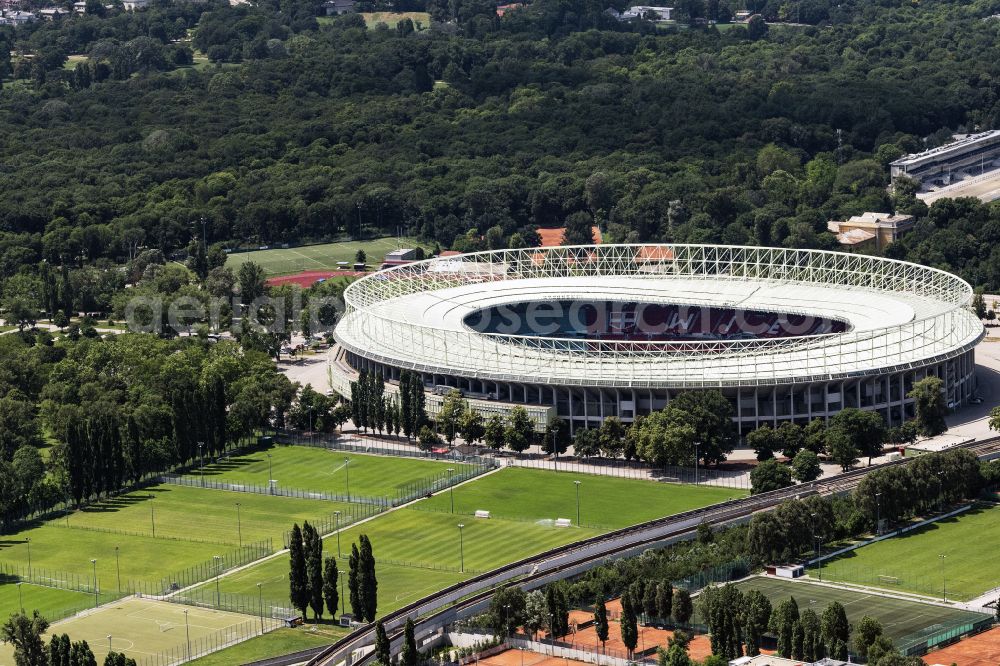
160,473,394,508
897,614,995,656
281,504,383,548
130,616,285,666
508,457,750,489
273,428,497,465
674,557,752,592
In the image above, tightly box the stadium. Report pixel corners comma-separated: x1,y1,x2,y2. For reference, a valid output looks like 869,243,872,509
330,245,984,435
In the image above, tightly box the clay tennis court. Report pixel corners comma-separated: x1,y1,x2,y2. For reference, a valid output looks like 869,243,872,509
479,649,592,666
923,627,1000,666
540,602,713,662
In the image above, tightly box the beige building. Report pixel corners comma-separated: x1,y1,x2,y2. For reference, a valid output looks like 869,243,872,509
826,212,915,250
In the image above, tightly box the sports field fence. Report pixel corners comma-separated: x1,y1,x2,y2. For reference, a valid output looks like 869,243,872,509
1,561,107,595
273,428,498,466
896,614,995,656
130,615,285,666
147,586,295,620
674,557,753,592
506,457,750,489
281,505,384,548
412,503,615,531
159,474,394,508
149,539,275,595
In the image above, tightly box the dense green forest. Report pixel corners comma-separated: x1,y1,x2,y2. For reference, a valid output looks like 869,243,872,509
2,0,1000,298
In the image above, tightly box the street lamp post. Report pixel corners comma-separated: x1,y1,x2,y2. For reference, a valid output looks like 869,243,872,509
90,559,98,608
214,555,222,607
236,503,242,548
344,458,351,501
875,492,882,535
335,511,342,557
574,481,581,526
25,538,31,581
267,453,273,495
17,582,22,613
115,546,121,593
198,441,205,487
257,583,264,633
184,610,191,660
939,554,947,601
457,523,465,573
810,512,818,576
339,570,346,615
694,442,700,484
447,468,455,513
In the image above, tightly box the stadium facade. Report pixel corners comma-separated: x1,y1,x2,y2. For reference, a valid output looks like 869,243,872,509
330,245,983,435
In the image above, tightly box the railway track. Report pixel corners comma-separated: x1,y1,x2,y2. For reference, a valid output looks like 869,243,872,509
292,437,1000,666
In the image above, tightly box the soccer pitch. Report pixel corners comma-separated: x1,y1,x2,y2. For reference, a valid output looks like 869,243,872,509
210,554,467,618
418,467,745,528
198,445,477,501
819,505,1000,601
0,597,262,666
731,577,988,644
209,507,601,605
209,470,742,617
0,484,355,590
226,237,426,276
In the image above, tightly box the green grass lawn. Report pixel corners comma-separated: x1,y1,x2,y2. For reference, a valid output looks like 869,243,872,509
418,467,745,528
0,485,355,590
209,553,467,618
819,505,1000,601
359,11,431,28
0,582,100,622
65,485,356,547
188,626,343,665
207,469,741,621
730,577,989,645
197,445,476,502
225,237,427,276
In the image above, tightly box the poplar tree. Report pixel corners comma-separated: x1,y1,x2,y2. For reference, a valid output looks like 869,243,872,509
303,522,324,619
399,618,418,666
359,534,378,622
594,597,609,650
642,583,657,621
348,543,362,618
323,557,339,619
656,581,673,621
620,592,639,659
400,372,414,439
375,621,391,665
288,523,309,617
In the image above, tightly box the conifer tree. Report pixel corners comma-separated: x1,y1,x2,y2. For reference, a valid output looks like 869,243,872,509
323,557,340,619
656,581,673,621
349,543,362,618
375,621,391,665
303,522,324,619
288,523,309,617
620,592,639,659
359,534,378,622
594,597,609,651
399,618,418,666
